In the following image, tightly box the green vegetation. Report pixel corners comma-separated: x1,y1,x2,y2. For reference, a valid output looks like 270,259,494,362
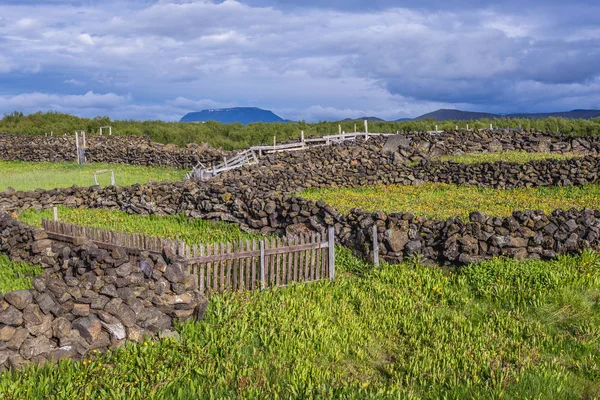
425,150,581,165
0,255,43,294
301,183,600,219
2,111,600,150
18,207,262,245
1,249,598,399
0,160,185,192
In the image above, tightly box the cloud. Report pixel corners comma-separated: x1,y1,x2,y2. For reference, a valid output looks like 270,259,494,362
0,0,598,120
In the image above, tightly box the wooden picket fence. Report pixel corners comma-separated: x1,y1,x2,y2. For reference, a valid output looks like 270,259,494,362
41,220,335,296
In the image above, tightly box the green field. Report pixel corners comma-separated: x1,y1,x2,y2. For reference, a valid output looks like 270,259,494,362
0,255,43,294
425,150,581,165
18,207,263,245
0,160,185,192
301,183,600,219
0,249,598,399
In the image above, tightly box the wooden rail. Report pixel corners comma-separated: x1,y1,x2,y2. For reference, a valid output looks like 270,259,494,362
187,130,395,180
42,220,335,296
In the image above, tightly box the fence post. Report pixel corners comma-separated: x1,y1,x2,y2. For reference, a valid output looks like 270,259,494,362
328,226,335,280
490,123,493,130
373,225,380,266
260,240,265,290
364,119,368,134
53,207,58,222
75,131,80,164
273,136,276,149
338,124,342,136
301,130,305,147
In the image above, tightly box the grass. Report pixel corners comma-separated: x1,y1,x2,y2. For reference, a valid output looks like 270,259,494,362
18,207,263,245
0,248,598,399
0,255,43,294
300,183,600,219
414,150,581,165
0,160,185,192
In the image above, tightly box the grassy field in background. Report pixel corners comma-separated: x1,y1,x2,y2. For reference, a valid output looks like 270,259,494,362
0,160,185,192
0,248,598,399
427,150,581,165
301,183,600,219
0,255,43,294
19,207,263,245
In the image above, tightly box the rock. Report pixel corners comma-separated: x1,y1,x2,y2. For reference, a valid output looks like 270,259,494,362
32,239,53,254
51,317,72,339
36,293,59,315
0,325,17,341
72,316,103,344
384,228,409,253
49,346,78,362
508,237,529,248
4,290,33,310
116,262,134,277
99,284,118,297
139,308,172,333
163,262,187,284
404,240,422,255
0,305,23,326
98,312,126,341
20,336,54,360
6,328,29,350
72,303,90,317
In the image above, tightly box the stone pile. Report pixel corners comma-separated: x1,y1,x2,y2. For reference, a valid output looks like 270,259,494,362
0,213,207,370
0,134,233,169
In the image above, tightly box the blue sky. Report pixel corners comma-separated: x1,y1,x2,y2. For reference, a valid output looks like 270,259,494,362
0,0,599,121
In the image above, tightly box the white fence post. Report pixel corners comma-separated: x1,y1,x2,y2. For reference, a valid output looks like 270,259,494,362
364,119,368,134
301,130,305,147
53,207,58,222
328,226,335,280
75,131,80,164
260,240,265,290
373,225,380,266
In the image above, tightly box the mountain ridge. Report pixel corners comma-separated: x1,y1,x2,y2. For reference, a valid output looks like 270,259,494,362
180,107,600,124
180,107,285,124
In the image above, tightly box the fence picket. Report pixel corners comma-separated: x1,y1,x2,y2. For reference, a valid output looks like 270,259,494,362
251,239,257,291
219,242,225,293
228,242,234,292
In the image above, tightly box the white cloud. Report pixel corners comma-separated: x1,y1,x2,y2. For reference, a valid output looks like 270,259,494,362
0,1,598,120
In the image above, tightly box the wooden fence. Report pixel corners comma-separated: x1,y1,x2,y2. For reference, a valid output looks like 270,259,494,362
41,220,335,295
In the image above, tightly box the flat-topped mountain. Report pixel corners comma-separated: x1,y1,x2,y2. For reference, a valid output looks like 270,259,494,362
413,108,600,121
180,107,285,124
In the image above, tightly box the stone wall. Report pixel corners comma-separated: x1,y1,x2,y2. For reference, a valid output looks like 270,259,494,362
0,134,232,169
2,136,600,267
391,129,600,163
0,212,207,370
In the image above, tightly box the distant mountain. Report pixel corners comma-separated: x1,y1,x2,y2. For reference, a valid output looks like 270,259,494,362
412,109,600,121
414,109,498,121
180,107,285,124
342,116,386,122
506,109,600,119
395,118,412,122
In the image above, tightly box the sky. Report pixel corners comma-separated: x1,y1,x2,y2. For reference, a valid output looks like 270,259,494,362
0,0,599,122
